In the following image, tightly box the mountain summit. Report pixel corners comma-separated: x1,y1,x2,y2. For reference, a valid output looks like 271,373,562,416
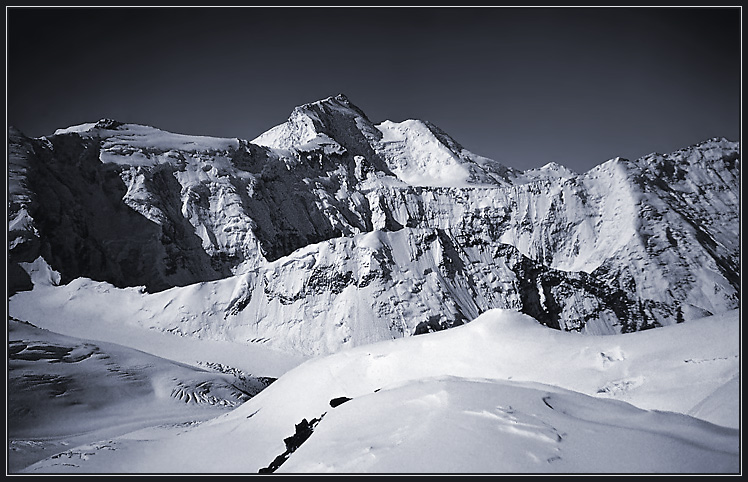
7,95,740,355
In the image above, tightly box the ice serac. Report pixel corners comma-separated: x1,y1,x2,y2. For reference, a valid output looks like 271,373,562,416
7,94,740,354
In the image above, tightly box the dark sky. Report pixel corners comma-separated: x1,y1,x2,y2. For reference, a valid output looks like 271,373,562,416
6,6,741,172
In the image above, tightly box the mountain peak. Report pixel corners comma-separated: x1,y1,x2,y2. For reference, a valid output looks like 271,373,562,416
252,94,382,159
292,93,370,123
307,93,352,108
326,93,352,106
93,118,125,130
53,118,128,136
524,161,577,180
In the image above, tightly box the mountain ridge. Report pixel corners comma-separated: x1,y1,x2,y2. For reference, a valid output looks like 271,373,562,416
7,94,740,354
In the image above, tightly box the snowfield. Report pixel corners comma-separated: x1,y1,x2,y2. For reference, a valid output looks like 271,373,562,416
7,318,260,473
9,274,740,473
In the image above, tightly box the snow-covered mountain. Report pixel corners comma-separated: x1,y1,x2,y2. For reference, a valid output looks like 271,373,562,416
6,94,741,473
8,94,740,350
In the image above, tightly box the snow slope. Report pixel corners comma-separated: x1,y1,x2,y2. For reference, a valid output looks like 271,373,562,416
373,119,520,187
7,317,269,472
54,118,241,158
16,308,739,474
8,257,308,375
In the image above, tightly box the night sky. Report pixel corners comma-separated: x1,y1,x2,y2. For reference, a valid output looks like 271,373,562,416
6,6,741,172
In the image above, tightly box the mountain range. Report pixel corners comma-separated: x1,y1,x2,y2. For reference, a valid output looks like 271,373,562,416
6,94,741,473
8,94,740,354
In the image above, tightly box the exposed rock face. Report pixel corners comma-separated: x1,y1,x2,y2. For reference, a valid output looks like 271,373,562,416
7,94,740,354
214,228,638,355
8,126,232,292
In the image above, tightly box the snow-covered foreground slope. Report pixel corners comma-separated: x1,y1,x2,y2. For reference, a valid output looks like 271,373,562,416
16,309,740,474
7,317,278,472
8,257,309,373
